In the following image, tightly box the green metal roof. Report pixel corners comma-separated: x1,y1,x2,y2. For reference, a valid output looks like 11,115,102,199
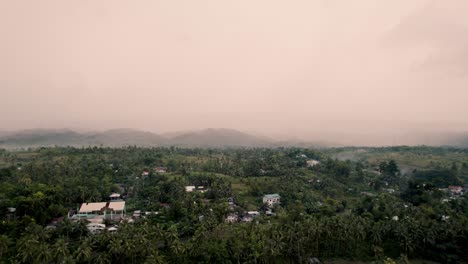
263,194,280,199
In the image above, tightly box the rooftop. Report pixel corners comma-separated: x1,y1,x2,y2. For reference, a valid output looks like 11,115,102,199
79,201,126,213
79,202,107,213
108,201,126,211
263,194,281,199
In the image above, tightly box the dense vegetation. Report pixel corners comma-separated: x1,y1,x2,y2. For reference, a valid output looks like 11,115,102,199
0,146,467,263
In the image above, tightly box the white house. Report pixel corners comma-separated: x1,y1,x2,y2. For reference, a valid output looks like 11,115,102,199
185,186,196,192
77,201,126,222
109,193,121,201
225,213,239,223
247,211,260,216
154,167,167,173
263,194,281,206
306,160,320,167
87,223,105,234
107,226,118,233
449,186,463,195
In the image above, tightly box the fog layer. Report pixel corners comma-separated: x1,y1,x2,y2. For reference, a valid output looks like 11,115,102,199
1,0,467,145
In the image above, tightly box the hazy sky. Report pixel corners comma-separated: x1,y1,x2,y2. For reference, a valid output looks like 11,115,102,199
1,0,467,142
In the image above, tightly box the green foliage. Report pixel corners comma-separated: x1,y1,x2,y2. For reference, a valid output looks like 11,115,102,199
0,146,467,263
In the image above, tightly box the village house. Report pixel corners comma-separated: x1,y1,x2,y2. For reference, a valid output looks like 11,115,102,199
109,193,121,201
242,215,253,222
185,185,207,193
247,211,260,216
263,194,281,206
74,201,126,223
448,186,463,195
141,171,150,177
225,213,239,223
86,223,106,234
154,167,167,173
108,226,118,233
306,160,320,167
242,211,260,222
185,186,196,192
133,210,141,219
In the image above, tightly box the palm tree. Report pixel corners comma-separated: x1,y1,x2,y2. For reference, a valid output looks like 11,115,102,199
16,236,40,264
93,252,111,264
144,251,166,264
107,236,123,259
52,238,70,263
74,238,93,263
0,235,10,260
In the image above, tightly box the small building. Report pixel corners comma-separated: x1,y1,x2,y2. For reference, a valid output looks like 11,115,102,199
141,171,150,177
185,186,196,192
247,211,260,216
448,186,463,195
144,211,159,217
87,223,105,234
306,160,320,167
263,194,281,206
107,226,118,233
133,210,142,219
109,193,121,201
225,213,239,223
241,215,253,222
241,212,260,222
154,167,167,173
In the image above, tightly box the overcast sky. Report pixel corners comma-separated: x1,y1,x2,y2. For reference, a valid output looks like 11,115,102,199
1,0,467,143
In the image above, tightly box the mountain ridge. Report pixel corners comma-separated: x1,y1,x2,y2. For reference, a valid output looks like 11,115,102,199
0,128,467,148
0,128,287,148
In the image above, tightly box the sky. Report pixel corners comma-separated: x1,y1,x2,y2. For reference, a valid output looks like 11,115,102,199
1,0,468,144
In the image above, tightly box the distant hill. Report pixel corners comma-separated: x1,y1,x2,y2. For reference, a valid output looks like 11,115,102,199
0,129,165,148
0,128,277,148
0,129,86,147
0,128,466,149
168,128,272,147
85,129,167,147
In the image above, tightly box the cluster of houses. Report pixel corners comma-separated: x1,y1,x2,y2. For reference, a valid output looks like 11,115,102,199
185,185,206,193
225,193,281,223
141,167,168,177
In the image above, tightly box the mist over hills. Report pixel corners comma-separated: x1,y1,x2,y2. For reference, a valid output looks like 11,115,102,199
0,128,285,148
0,128,467,149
